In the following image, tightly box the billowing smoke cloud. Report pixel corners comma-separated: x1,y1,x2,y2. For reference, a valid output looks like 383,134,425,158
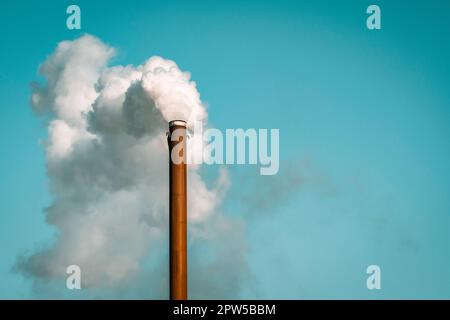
17,35,248,298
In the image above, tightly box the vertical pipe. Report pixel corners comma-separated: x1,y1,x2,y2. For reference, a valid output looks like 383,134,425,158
168,120,188,300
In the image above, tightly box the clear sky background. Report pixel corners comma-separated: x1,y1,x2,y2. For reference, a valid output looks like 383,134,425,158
1,0,450,299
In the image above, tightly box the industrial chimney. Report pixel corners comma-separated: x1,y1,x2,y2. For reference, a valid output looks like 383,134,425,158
167,120,188,300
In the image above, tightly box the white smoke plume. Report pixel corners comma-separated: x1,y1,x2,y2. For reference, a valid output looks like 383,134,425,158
17,35,248,298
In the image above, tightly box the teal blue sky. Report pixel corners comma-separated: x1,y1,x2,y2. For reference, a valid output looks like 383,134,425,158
1,0,450,299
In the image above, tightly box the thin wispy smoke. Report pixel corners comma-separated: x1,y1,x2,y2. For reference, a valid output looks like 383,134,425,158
16,34,248,298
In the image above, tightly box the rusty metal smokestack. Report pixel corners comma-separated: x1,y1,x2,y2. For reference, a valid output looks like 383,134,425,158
167,120,188,300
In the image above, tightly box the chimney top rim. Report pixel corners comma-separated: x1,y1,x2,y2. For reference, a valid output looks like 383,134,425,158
169,120,187,127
